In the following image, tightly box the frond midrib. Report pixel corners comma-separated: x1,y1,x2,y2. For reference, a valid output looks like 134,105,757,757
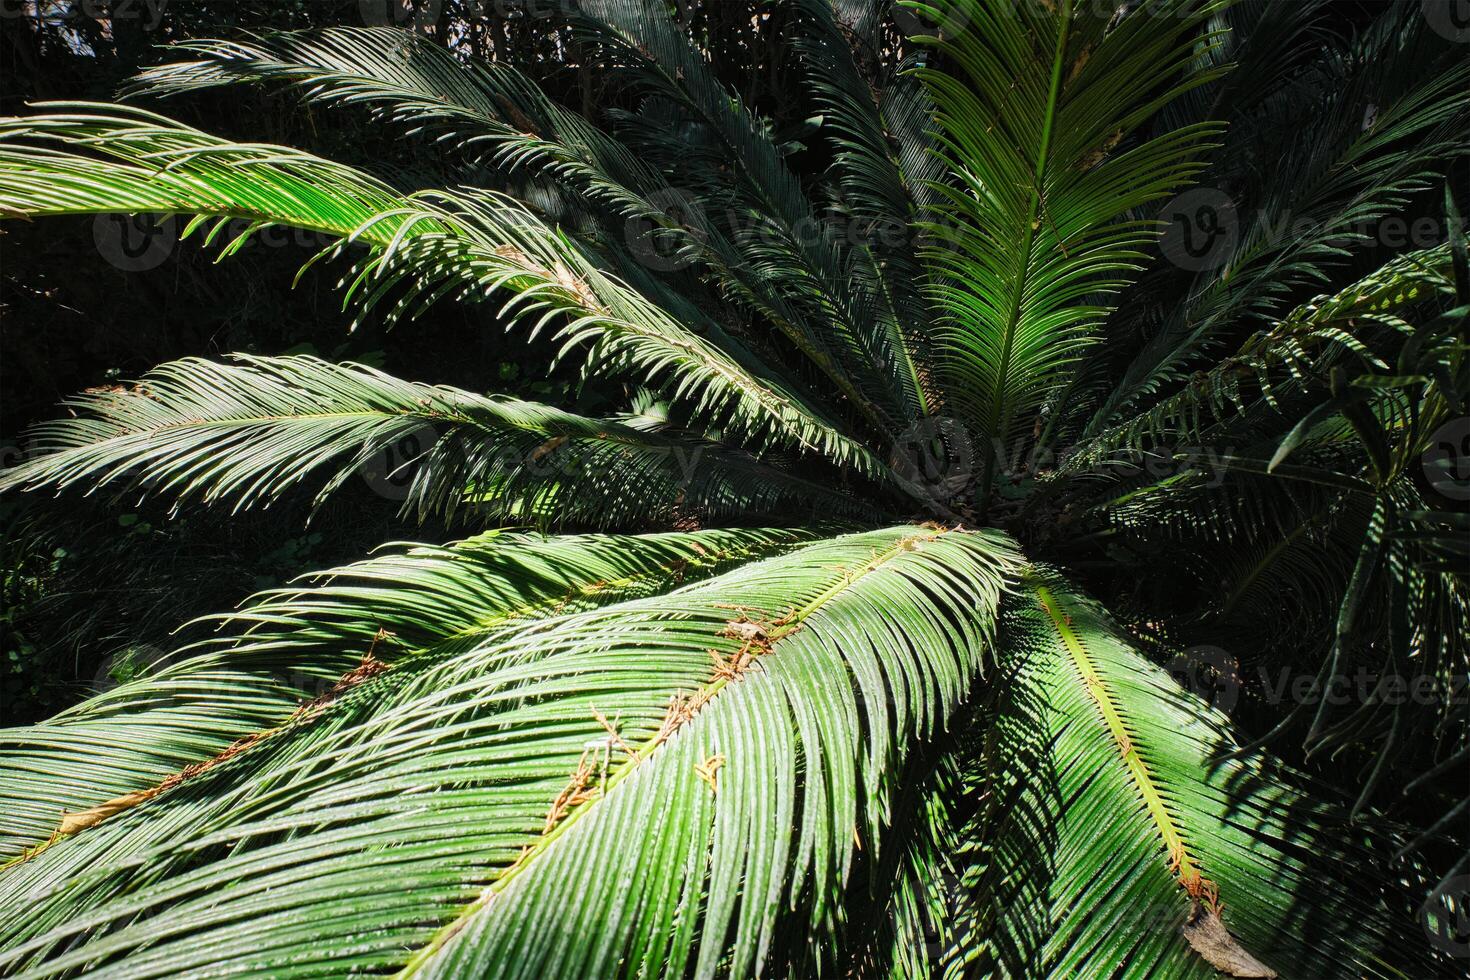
395,525,957,976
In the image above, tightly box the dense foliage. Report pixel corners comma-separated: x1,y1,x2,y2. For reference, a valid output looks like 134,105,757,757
0,1,1466,976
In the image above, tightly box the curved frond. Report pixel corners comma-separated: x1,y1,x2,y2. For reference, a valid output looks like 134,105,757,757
0,355,882,527
132,24,955,443
965,575,1439,978
0,106,892,479
0,527,1023,978
0,527,811,858
569,0,922,429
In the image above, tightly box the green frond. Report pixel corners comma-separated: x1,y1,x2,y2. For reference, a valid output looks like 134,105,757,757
126,24,959,441
127,28,702,243
0,8,1462,974
0,527,1022,978
965,574,1438,978
0,354,881,526
910,0,1228,505
0,106,889,477
0,527,811,858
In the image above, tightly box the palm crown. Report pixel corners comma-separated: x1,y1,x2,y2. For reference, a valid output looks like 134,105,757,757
0,1,1466,976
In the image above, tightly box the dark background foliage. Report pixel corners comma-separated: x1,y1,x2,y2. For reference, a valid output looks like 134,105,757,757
0,0,1421,723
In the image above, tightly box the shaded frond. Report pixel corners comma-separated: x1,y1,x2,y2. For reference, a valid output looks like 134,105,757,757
1093,7,1470,427
1066,243,1461,472
569,0,923,429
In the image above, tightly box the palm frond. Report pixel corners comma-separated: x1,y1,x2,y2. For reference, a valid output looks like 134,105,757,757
0,106,892,479
0,354,881,527
792,0,936,414
0,527,810,858
1093,6,1470,428
964,574,1438,978
0,526,1022,978
569,0,924,429
1066,243,1460,472
126,28,716,248
910,0,1227,506
131,24,958,443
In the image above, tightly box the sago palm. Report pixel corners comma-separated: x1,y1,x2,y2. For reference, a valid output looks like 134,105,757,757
0,1,1466,976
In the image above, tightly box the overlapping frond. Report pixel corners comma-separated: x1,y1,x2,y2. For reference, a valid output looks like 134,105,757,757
1092,6,1470,428
127,28,697,235
1066,243,1460,472
127,24,954,441
0,8,1462,975
911,0,1228,505
0,106,890,478
0,527,1022,978
965,575,1438,978
792,0,936,413
568,0,923,430
0,527,810,858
